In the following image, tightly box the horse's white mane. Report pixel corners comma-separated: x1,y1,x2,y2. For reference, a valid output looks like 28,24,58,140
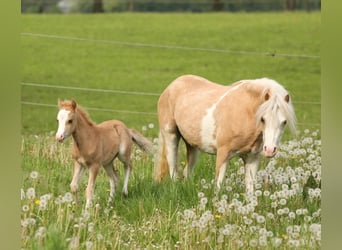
252,78,297,134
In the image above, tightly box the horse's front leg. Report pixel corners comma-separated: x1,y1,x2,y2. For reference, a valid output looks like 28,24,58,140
242,153,260,195
70,161,85,205
85,164,100,209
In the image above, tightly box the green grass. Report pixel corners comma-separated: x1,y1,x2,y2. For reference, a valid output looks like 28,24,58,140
21,12,321,249
21,12,320,135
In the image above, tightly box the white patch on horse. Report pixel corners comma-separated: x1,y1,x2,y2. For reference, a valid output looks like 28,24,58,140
200,104,217,153
200,83,243,153
56,109,71,139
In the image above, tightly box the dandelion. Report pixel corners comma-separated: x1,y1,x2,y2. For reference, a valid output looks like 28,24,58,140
148,123,154,129
256,215,265,224
255,190,262,197
30,171,39,179
277,209,284,216
22,205,29,212
68,236,79,249
249,239,258,247
63,192,73,203
26,187,35,200
88,222,94,233
272,237,282,247
34,226,46,238
200,197,208,206
289,212,296,219
97,233,104,241
263,190,270,197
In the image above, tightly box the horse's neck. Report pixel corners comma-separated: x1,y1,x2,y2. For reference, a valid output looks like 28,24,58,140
72,111,97,151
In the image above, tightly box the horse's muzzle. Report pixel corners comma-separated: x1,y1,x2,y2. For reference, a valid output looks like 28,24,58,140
263,145,277,158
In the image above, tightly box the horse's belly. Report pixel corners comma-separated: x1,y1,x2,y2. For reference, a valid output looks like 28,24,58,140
177,123,217,155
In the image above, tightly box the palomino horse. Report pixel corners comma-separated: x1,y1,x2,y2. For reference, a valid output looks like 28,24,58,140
154,75,296,193
56,99,153,208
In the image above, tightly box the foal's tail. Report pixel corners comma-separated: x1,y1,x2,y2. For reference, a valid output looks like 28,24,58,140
153,131,169,182
129,129,154,154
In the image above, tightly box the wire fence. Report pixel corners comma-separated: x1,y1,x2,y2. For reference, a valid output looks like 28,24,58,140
21,82,321,127
21,32,320,60
22,31,320,128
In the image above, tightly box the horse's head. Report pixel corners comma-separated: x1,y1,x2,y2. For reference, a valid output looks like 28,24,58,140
257,91,296,158
56,99,77,143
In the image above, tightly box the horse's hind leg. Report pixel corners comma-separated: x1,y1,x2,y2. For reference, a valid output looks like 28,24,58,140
183,143,199,178
162,129,181,180
103,162,120,204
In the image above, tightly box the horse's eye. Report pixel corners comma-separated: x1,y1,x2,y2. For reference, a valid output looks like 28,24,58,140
282,120,287,126
68,119,73,124
261,117,265,123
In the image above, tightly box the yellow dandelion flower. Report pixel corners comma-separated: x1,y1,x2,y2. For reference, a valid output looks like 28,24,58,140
35,199,41,205
215,214,221,219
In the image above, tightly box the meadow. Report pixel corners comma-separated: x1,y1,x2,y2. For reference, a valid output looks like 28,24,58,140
21,12,320,249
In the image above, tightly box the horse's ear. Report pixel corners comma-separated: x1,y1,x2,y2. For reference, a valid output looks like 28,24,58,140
71,100,77,110
264,92,270,101
284,94,290,103
58,98,62,108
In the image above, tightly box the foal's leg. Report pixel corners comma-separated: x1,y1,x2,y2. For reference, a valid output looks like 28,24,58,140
118,145,132,197
103,162,119,204
85,164,100,208
242,153,260,195
162,130,181,180
70,161,85,205
183,143,199,178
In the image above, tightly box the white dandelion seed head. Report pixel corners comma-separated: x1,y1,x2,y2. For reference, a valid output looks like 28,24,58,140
30,171,39,179
26,187,36,200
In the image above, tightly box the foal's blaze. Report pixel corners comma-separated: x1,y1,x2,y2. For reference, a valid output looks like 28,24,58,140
154,75,296,193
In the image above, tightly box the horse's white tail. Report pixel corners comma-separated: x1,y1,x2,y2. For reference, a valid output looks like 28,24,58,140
129,129,154,154
153,132,169,182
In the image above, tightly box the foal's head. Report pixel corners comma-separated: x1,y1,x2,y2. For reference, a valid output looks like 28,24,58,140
256,86,296,158
56,99,77,143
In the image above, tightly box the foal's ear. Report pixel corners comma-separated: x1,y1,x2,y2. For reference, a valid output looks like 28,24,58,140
71,100,77,110
57,98,62,108
284,94,290,103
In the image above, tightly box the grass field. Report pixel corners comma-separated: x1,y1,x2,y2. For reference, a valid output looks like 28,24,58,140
21,12,320,249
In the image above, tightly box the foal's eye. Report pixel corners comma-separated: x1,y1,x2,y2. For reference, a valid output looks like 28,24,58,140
261,117,265,123
68,119,73,124
282,120,287,126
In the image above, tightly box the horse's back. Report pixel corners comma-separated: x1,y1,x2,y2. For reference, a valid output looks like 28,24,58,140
158,75,230,147
159,75,228,111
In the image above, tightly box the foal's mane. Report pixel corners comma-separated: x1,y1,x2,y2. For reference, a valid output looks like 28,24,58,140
59,100,96,127
242,78,297,134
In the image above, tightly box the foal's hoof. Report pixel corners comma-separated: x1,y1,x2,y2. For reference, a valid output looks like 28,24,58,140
122,192,128,198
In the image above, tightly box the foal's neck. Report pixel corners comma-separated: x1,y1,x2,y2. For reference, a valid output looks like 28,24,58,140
72,109,97,149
